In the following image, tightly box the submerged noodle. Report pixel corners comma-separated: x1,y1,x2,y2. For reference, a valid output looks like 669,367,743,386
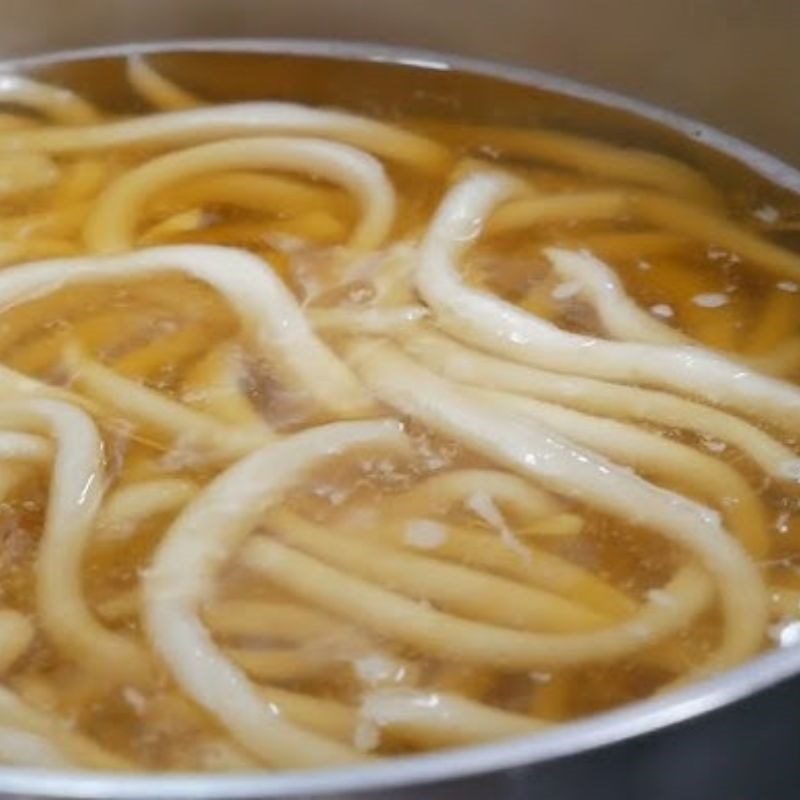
0,54,791,773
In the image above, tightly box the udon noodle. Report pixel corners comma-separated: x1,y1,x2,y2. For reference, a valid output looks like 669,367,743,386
0,51,793,772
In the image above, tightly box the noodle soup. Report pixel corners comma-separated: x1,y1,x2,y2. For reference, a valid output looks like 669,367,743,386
0,48,793,772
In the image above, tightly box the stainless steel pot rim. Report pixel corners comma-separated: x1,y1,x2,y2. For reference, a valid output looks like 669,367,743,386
7,37,800,192
0,37,797,799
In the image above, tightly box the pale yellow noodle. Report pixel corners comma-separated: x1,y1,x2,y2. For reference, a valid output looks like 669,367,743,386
0,379,97,417
140,209,206,244
0,611,34,675
204,600,343,642
0,432,51,463
310,306,429,334
271,211,349,246
517,278,560,321
113,322,229,379
0,75,100,124
394,468,562,519
0,73,795,766
181,343,268,430
65,345,269,461
365,244,418,306
265,508,607,632
84,137,395,253
10,677,58,716
346,339,767,668
0,687,131,770
0,203,89,241
95,478,198,541
362,688,546,747
0,112,41,132
94,588,140,623
486,190,629,235
143,418,405,768
490,185,800,281
0,239,78,267
341,519,633,617
580,231,688,259
126,56,201,111
476,387,770,556
744,290,800,355
160,171,343,217
417,120,718,203
379,467,583,538
415,171,800,433
633,192,800,282
50,159,111,205
142,695,260,772
0,286,112,352
515,513,585,537
0,400,146,679
0,152,59,199
0,101,450,173
0,725,73,768
499,191,800,284
529,674,572,721
227,647,339,683
243,538,712,670
257,686,356,743
544,247,689,345
399,329,800,480
9,310,147,375
0,245,370,416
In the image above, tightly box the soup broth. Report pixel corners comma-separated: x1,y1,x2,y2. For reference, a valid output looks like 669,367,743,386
0,49,793,771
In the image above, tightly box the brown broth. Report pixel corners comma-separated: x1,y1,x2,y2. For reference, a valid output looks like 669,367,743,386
0,48,795,771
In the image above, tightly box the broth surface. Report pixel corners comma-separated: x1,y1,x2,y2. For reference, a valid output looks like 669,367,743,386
0,49,793,771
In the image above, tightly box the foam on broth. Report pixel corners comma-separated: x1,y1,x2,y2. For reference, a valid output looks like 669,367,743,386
0,49,793,771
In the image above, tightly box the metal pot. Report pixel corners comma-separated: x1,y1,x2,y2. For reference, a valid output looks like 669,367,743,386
1,3,800,799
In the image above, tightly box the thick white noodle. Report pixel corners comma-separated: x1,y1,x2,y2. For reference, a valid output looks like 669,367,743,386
0,432,51,463
346,339,768,669
310,306,428,333
96,478,198,541
0,687,130,769
84,137,396,253
143,418,406,768
361,688,546,747
0,152,59,200
474,387,768,555
0,725,73,768
264,508,605,633
0,400,146,679
244,537,712,670
415,171,800,433
126,56,200,111
0,75,100,124
65,345,270,461
0,102,449,172
0,362,90,407
396,467,561,518
544,247,688,345
0,245,370,416
398,329,800,481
